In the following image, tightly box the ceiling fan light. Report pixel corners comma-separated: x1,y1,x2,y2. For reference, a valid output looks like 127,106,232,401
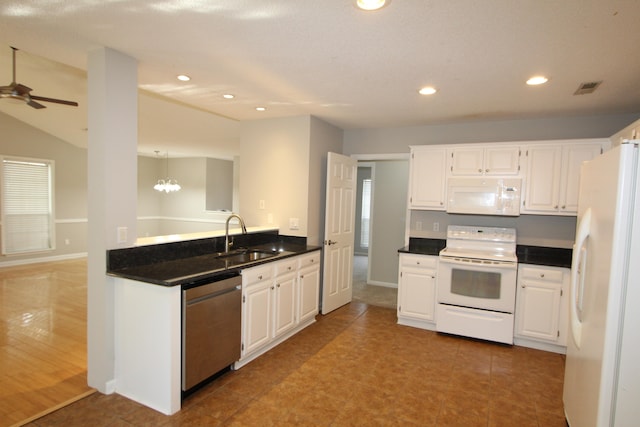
177,74,191,82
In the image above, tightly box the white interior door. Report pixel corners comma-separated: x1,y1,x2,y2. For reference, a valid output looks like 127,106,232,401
321,152,357,314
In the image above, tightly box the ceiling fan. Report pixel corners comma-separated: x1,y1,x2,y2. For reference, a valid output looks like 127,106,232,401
0,46,78,109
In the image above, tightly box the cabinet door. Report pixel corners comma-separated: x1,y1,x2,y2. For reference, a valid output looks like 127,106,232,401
410,148,447,209
484,146,520,175
398,266,436,321
559,143,602,213
449,147,484,175
242,281,272,355
522,145,562,213
515,278,562,343
273,272,297,337
298,265,320,324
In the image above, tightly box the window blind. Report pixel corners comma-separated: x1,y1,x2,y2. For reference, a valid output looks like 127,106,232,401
360,179,371,248
1,158,54,254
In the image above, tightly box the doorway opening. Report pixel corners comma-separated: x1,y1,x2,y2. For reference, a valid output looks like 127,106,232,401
352,159,408,309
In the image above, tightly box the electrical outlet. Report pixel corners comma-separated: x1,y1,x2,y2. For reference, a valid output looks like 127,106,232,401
289,218,300,230
64,238,71,245
259,199,265,210
433,222,440,232
416,221,422,231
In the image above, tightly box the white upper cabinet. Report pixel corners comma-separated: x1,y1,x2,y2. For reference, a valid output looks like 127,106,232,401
449,146,520,176
409,147,447,210
522,141,607,215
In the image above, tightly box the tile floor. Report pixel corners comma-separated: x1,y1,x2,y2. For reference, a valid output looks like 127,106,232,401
26,302,567,427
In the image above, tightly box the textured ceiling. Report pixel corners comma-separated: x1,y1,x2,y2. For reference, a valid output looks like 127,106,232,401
1,0,639,158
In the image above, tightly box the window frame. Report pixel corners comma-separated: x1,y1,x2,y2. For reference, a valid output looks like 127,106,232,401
1,155,56,255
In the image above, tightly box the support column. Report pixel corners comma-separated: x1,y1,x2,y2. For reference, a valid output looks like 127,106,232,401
87,47,138,393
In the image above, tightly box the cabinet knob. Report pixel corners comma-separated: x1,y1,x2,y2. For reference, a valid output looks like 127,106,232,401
416,261,420,265
300,275,304,279
440,201,443,205
554,205,558,209
561,205,566,209
478,168,482,172
521,284,526,288
271,286,275,290
485,169,489,173
258,275,263,280
310,259,314,263
277,283,281,288
288,266,292,271
540,273,545,278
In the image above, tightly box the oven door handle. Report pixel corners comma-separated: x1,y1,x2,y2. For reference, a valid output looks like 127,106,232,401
438,256,517,269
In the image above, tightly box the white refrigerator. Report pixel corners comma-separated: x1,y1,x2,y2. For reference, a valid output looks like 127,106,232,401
563,141,640,426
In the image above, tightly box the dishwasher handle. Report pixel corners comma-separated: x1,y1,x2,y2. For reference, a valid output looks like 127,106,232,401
183,273,242,303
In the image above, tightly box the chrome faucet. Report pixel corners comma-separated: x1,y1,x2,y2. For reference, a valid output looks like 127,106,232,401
225,213,247,253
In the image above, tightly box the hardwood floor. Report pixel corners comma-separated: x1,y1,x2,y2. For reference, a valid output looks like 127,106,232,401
0,259,93,427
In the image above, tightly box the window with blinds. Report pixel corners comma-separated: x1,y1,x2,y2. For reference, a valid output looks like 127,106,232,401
1,157,55,255
360,179,372,248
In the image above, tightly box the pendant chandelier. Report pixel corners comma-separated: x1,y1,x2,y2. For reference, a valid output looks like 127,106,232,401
153,150,181,193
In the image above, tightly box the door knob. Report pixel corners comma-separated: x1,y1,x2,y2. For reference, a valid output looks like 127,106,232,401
325,239,338,246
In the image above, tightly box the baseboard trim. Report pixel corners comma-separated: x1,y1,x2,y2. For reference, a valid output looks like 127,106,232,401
0,253,87,268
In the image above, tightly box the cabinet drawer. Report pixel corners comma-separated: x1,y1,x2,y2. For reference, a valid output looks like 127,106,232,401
274,258,297,276
400,254,437,269
520,266,563,283
242,264,273,286
298,251,321,269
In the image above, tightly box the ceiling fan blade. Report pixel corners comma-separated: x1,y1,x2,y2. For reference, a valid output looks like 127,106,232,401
13,83,33,95
27,99,46,109
30,95,78,107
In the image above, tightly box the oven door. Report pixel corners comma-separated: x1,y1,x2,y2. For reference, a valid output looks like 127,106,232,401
437,255,517,313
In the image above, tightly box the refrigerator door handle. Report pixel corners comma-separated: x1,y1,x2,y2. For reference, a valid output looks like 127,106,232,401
570,207,592,349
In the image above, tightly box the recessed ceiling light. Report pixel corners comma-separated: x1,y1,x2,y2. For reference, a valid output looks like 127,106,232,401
418,86,437,95
256,107,266,111
526,76,549,85
356,0,388,11
177,74,191,82
223,94,235,99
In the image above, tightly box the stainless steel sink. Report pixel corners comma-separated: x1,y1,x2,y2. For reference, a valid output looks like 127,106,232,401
217,248,279,265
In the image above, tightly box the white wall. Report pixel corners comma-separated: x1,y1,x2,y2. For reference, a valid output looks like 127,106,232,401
239,116,311,236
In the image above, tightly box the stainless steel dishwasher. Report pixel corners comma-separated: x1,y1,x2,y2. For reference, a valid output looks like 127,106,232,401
182,272,241,392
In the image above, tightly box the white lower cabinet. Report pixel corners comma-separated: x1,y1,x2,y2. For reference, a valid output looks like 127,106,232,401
397,253,438,331
298,252,321,324
514,264,569,352
237,250,321,368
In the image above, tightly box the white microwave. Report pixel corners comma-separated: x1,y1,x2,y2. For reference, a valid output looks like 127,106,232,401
446,177,521,216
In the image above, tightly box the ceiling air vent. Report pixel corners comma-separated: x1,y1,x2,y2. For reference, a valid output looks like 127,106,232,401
574,81,602,95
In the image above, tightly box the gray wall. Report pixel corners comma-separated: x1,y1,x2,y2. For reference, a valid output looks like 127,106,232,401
343,113,640,255
0,112,87,264
355,166,372,255
343,113,640,155
368,160,408,286
0,111,237,266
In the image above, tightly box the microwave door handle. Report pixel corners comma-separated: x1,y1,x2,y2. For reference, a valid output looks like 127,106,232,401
570,207,591,349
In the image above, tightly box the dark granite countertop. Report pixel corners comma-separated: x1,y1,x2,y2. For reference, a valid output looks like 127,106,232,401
516,245,572,268
107,232,321,287
398,238,572,268
398,238,446,256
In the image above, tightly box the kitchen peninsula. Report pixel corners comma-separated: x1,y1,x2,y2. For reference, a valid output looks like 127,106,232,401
107,227,321,415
